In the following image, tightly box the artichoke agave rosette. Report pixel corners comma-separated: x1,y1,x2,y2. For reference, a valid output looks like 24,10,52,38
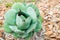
4,3,42,38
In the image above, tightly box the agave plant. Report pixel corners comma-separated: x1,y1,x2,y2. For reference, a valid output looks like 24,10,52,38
4,2,42,40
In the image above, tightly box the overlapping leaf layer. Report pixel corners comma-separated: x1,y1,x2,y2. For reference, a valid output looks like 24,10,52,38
4,2,42,39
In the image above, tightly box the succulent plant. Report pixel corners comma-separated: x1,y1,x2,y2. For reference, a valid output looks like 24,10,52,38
4,2,42,40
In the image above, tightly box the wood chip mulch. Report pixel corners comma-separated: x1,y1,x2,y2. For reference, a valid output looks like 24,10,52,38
0,4,6,26
37,0,60,40
0,0,60,40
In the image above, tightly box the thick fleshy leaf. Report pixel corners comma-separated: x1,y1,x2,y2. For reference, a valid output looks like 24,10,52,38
9,26,25,33
16,15,24,27
12,32,21,38
34,20,42,32
18,17,32,29
28,4,40,17
27,7,37,23
18,10,29,18
26,22,37,33
27,32,34,38
4,9,17,25
34,16,42,32
39,16,43,23
12,32,28,38
12,2,26,12
24,17,32,29
21,33,29,38
25,32,34,40
20,15,26,20
4,23,12,33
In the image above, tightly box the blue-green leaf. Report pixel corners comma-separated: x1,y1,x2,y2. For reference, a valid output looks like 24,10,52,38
28,4,40,17
12,2,26,12
9,25,25,33
27,7,37,23
4,9,17,25
4,23,12,33
16,15,24,27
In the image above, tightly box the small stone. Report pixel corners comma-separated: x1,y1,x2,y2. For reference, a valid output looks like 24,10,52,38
45,25,51,31
50,38,56,40
56,34,60,39
58,22,60,26
5,33,16,40
0,38,4,40
0,30,4,37
50,33,57,38
44,31,53,36
0,33,3,37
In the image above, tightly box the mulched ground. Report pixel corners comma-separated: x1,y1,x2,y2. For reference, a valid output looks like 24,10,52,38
0,0,60,40
37,0,60,40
